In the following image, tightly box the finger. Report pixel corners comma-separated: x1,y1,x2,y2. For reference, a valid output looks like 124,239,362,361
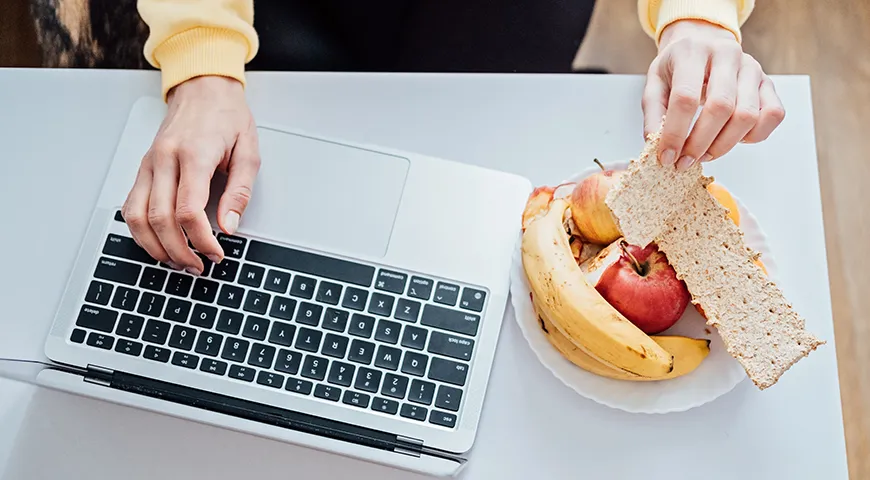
122,164,171,265
148,151,204,274
678,47,740,168
743,76,785,144
706,55,762,160
176,151,224,264
642,63,668,141
218,128,261,235
660,47,707,166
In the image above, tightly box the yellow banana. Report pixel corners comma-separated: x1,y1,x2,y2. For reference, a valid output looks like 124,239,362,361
521,198,674,377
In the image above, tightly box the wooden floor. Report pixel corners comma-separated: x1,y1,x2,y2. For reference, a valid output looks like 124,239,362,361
2,0,869,477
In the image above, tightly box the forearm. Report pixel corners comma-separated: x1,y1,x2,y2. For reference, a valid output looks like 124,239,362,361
137,0,259,99
637,0,755,44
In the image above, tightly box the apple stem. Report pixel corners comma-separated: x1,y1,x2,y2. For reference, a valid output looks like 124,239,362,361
593,158,605,172
619,240,645,276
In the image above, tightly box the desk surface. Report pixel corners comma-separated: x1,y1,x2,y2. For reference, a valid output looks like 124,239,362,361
0,69,848,479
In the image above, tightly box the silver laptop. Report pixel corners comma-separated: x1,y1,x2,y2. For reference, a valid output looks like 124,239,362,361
11,96,531,476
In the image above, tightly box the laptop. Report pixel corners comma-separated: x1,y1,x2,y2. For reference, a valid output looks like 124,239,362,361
11,96,532,477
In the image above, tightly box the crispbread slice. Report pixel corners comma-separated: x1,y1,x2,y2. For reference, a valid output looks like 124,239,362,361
605,128,825,389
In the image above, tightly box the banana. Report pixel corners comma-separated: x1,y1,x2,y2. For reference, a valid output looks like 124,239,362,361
521,198,674,377
533,298,710,381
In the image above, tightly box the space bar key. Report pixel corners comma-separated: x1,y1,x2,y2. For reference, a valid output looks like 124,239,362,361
245,240,375,287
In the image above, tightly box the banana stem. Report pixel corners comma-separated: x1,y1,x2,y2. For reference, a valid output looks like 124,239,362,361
619,240,644,275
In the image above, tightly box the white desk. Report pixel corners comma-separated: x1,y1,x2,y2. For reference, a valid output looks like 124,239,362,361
0,69,848,479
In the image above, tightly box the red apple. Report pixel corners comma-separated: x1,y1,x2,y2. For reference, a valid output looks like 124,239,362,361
581,240,690,334
569,161,623,244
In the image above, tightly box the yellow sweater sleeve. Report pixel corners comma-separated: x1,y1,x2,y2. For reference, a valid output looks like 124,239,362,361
137,0,259,100
638,0,755,44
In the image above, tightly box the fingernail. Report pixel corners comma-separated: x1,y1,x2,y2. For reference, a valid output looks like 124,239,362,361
224,211,240,234
167,262,181,270
676,155,696,171
699,153,713,163
207,254,223,264
185,267,203,276
660,149,676,165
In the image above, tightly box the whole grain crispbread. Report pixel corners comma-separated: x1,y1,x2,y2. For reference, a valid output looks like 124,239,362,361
604,127,825,390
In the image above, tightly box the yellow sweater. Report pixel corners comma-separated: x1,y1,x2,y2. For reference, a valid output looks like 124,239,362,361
137,0,755,99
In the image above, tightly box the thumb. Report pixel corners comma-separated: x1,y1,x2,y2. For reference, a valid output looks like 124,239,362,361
218,128,261,235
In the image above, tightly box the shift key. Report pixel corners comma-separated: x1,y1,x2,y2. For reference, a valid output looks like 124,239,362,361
94,257,141,286
103,234,158,265
421,304,480,337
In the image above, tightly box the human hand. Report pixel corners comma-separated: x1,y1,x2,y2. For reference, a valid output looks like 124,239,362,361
122,76,261,274
642,19,785,170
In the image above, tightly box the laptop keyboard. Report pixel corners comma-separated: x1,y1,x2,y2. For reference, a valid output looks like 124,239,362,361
69,211,487,430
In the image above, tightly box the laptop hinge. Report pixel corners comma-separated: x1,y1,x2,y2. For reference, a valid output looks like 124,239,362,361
83,364,114,387
394,435,424,457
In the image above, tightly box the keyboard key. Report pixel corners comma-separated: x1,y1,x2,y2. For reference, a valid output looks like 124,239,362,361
428,331,475,361
401,326,428,350
172,352,199,369
341,287,369,311
144,345,171,362
372,397,399,415
286,378,313,395
374,345,402,371
116,314,144,339
216,310,243,334
394,298,421,323
143,319,171,345
103,234,157,265
168,325,196,350
264,270,291,293
323,308,349,332
408,379,436,405
248,343,276,368
289,275,317,299
421,304,480,337
428,357,468,386
217,284,244,309
269,297,296,320
314,384,341,401
220,337,250,363
316,281,342,305
165,272,193,297
374,320,400,344
139,267,168,291
429,411,458,428
342,391,370,409
85,281,113,306
256,371,284,388
190,304,218,328
400,403,427,422
301,355,328,380
246,240,375,287
76,305,118,333
368,293,395,316
70,328,86,344
354,368,382,393
137,292,166,317
322,333,349,358
382,373,409,399
243,291,270,315
459,287,487,312
200,358,228,376
191,278,219,303
111,286,139,311
195,331,223,357
295,302,322,326
114,210,125,223
375,270,407,294
163,298,192,323
348,339,375,365
86,332,114,349
238,264,265,288
268,321,296,346
348,314,375,338
242,316,270,340
195,252,214,277
433,282,459,306
217,233,246,258
211,258,240,282
275,349,303,375
327,361,355,387
401,352,429,377
295,328,323,352
94,257,141,286
407,276,434,300
229,364,256,382
435,385,462,412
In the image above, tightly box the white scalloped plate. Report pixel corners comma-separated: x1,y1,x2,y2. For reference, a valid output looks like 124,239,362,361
510,160,778,414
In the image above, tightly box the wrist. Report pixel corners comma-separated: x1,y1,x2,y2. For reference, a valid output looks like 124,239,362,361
168,76,244,104
659,19,738,49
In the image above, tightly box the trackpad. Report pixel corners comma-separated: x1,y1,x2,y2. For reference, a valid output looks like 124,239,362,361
217,127,409,258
